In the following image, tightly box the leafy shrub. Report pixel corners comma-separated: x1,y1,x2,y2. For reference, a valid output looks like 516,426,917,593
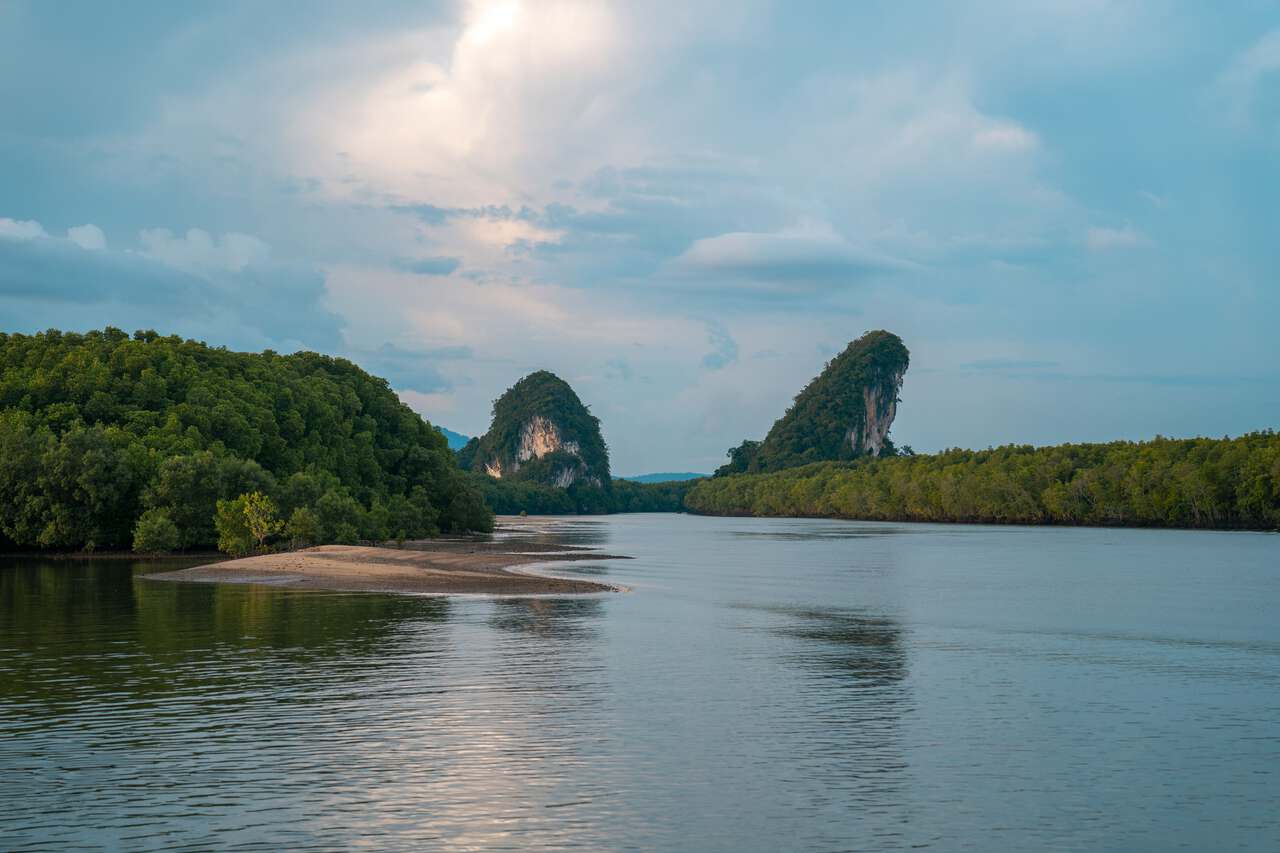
242,491,283,549
132,508,180,553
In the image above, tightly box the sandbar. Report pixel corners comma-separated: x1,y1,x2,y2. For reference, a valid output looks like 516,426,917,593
145,538,626,596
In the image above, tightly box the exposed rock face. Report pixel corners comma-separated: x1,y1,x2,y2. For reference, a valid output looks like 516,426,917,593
517,416,580,463
460,371,610,489
480,416,589,483
718,330,909,475
855,367,905,456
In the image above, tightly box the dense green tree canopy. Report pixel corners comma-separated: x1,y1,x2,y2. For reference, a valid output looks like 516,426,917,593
0,328,491,550
689,433,1280,531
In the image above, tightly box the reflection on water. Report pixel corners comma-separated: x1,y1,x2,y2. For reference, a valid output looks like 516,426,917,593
489,596,605,639
494,518,612,549
3,517,1280,851
729,527,911,540
738,603,908,687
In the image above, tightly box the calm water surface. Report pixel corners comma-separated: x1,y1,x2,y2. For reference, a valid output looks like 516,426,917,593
2,515,1278,851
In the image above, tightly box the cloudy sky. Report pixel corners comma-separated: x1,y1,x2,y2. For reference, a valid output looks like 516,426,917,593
2,1,1277,473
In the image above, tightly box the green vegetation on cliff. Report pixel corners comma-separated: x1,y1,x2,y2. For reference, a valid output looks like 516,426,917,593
0,328,491,551
457,370,691,514
459,370,610,486
719,330,910,475
687,433,1280,530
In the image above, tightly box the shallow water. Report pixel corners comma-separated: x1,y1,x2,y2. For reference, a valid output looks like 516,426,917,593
2,515,1278,851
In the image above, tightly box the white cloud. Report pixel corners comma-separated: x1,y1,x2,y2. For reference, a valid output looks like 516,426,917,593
972,124,1038,151
671,221,911,289
1086,224,1146,251
67,224,106,250
323,261,723,441
122,3,1072,288
0,217,49,241
1139,190,1168,208
138,228,270,272
1216,29,1280,136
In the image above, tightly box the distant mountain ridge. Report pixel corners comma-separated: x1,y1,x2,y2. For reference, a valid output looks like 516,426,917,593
435,426,469,451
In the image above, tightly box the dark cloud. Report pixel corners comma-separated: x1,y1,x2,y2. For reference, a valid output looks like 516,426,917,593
393,256,461,276
0,234,341,351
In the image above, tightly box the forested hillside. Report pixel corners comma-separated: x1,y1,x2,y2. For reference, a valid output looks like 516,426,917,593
0,328,491,551
687,434,1280,530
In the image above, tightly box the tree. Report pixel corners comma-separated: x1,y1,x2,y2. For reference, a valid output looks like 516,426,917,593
277,470,336,518
315,490,364,542
214,496,254,557
715,440,760,477
242,491,283,549
133,508,180,553
143,452,222,548
443,486,494,533
332,522,359,545
285,506,321,549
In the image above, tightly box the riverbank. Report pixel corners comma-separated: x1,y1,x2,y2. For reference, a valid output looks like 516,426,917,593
685,434,1280,531
145,538,627,595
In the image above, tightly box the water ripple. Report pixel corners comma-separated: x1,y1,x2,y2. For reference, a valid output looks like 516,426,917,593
3,519,1280,851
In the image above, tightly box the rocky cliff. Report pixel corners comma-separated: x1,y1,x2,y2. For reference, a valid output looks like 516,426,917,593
717,330,909,475
459,371,610,488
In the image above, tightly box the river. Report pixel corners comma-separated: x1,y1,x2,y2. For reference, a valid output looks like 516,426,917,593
2,514,1277,850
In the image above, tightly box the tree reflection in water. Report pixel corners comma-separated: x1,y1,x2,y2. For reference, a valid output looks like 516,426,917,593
487,596,605,640
731,601,915,845
0,557,451,715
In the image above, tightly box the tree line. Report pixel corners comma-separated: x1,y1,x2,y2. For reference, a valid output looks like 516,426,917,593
0,329,492,554
686,433,1280,530
469,473,692,516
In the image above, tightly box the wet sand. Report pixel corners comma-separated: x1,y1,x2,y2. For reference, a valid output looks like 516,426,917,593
144,537,626,596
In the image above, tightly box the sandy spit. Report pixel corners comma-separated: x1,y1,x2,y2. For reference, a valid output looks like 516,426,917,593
144,539,626,596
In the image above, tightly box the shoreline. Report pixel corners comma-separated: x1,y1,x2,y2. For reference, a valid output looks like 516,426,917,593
682,508,1279,533
0,550,225,561
144,537,627,596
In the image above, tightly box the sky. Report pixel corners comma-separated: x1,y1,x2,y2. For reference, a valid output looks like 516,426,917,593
1,0,1277,474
